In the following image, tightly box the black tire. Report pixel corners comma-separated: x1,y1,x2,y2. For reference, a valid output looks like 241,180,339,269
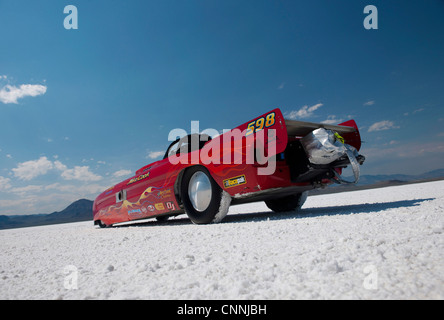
96,220,109,228
265,192,308,213
156,215,169,222
180,167,231,224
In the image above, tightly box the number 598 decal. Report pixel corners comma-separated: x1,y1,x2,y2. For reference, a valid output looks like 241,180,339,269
246,112,275,136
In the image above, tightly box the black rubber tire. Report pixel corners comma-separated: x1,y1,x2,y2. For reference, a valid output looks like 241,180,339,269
265,192,308,213
156,215,169,222
96,220,109,228
180,167,228,224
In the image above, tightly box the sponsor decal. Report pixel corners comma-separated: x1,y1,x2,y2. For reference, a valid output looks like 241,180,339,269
141,186,172,199
104,186,114,195
158,189,172,198
128,208,142,217
223,175,247,188
166,201,176,211
155,203,165,210
147,205,155,212
127,172,150,185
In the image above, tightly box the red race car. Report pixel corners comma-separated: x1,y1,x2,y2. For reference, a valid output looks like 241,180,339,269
93,108,364,227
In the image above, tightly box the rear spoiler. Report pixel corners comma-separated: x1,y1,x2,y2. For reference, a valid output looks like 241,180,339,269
285,118,362,151
285,119,356,136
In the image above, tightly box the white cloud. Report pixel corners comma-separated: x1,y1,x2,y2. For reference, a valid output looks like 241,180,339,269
363,100,375,106
285,103,323,120
368,120,400,132
0,199,20,209
43,182,105,195
0,182,107,215
11,185,43,195
277,82,285,90
61,166,102,182
321,115,344,125
413,108,424,114
12,156,54,180
364,141,444,160
147,151,164,159
11,157,102,182
405,108,425,116
0,84,47,104
0,176,12,191
113,169,132,178
54,160,68,171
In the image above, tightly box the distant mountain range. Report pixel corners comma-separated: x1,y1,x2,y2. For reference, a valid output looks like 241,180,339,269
355,169,444,186
0,199,93,230
310,169,444,195
1,169,444,230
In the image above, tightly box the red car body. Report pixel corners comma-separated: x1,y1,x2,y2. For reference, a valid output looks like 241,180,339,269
93,108,363,226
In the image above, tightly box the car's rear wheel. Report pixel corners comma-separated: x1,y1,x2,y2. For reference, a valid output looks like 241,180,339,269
156,215,169,222
181,167,231,224
265,192,308,213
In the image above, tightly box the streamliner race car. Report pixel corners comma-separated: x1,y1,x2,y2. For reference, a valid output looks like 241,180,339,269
93,108,365,227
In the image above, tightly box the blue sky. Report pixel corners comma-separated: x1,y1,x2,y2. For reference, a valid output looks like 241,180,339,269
1,0,444,215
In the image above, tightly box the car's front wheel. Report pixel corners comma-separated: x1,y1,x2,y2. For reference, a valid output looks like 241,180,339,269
181,167,231,224
95,220,110,228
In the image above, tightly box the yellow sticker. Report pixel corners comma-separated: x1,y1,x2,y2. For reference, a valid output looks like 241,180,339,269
223,175,247,188
155,203,165,210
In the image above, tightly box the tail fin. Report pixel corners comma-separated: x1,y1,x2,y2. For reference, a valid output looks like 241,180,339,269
338,119,362,151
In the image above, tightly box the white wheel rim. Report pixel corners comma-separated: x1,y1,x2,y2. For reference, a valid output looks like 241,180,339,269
188,171,212,212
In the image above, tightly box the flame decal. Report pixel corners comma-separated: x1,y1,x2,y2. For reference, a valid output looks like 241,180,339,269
97,184,175,221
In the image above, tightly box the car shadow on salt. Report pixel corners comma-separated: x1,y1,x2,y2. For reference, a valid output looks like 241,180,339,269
223,198,435,224
114,198,434,228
